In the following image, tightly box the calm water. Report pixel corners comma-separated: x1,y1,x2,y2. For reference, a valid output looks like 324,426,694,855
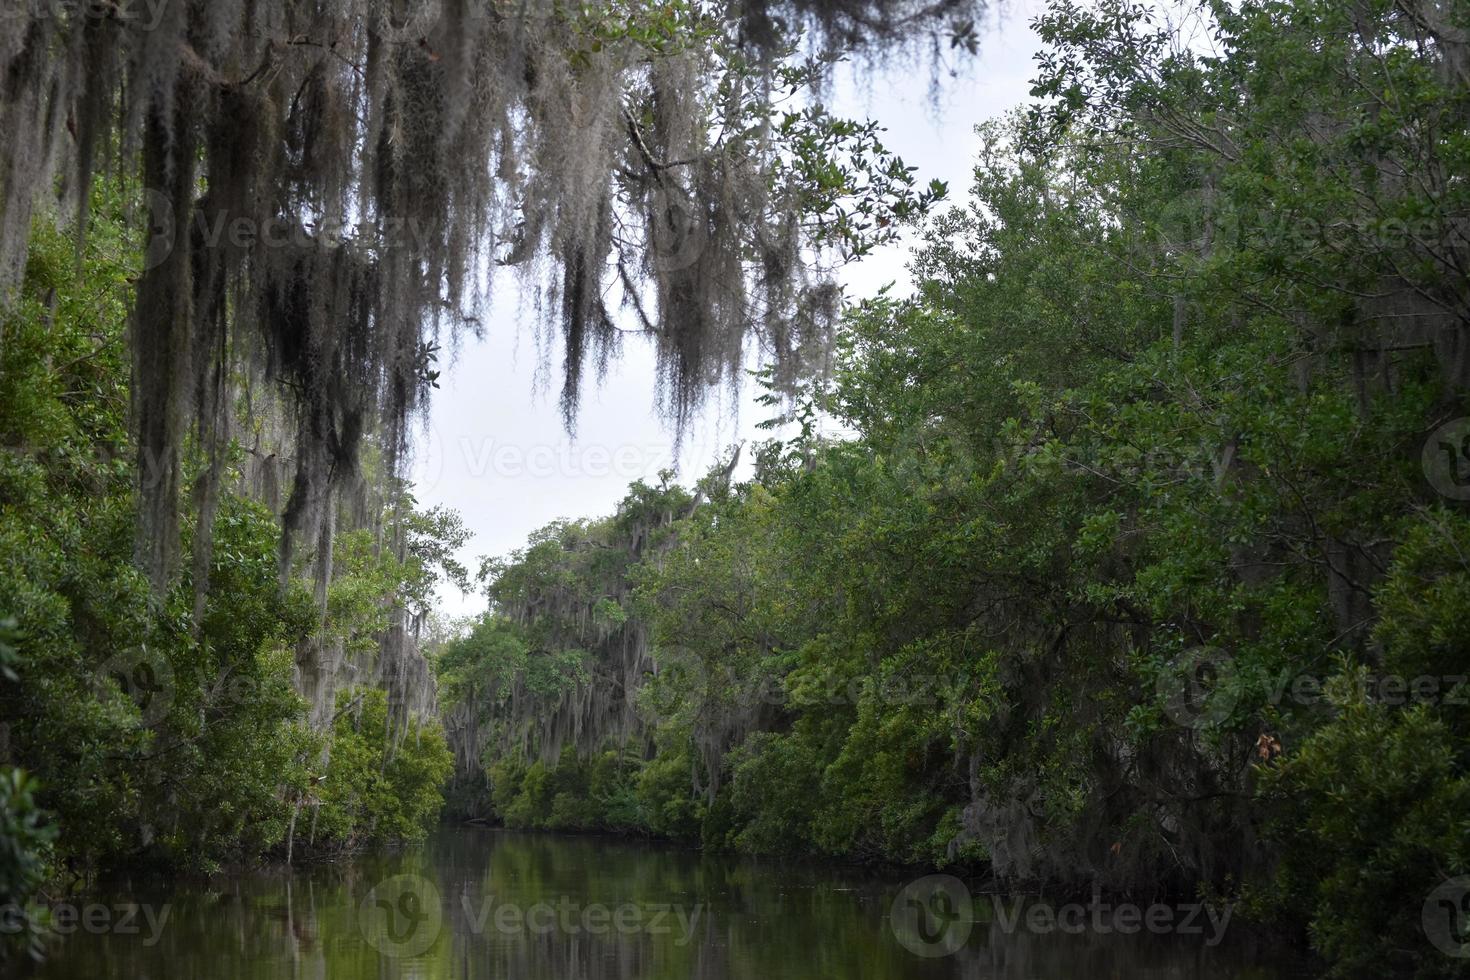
31,827,1306,978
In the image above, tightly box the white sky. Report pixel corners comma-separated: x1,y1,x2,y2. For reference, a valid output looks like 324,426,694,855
413,1,1048,618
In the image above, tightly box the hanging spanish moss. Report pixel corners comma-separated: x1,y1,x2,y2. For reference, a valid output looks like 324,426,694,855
0,0,983,727
478,477,691,765
437,451,757,810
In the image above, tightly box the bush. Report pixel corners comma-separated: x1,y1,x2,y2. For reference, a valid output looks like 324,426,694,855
634,744,705,841
0,767,56,962
317,688,454,847
1262,515,1470,978
0,618,53,960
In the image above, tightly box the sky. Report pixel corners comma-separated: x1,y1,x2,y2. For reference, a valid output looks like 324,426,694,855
412,1,1049,619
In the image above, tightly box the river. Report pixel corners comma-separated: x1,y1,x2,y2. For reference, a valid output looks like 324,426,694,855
30,827,1306,978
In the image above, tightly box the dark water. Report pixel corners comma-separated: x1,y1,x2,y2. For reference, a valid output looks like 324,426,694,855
31,827,1306,978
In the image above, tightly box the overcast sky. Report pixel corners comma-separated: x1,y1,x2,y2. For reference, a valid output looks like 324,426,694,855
413,1,1048,619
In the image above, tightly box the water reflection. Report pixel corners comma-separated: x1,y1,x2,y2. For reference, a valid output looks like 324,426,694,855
31,827,1306,979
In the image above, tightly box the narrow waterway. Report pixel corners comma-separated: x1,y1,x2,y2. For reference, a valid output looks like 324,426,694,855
31,827,1305,978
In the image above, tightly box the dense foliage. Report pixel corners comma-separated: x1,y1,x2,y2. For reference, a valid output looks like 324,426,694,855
0,198,459,960
0,0,994,967
2,0,1466,975
438,2,1470,976
0,0,970,613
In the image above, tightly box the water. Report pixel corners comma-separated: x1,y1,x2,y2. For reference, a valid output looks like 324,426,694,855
31,827,1306,978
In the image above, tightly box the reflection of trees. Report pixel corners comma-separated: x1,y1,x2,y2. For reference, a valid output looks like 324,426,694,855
953,914,1294,980
435,831,961,980
37,830,1292,980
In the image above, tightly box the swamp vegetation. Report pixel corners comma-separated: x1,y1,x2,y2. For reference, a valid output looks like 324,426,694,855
1,0,1468,977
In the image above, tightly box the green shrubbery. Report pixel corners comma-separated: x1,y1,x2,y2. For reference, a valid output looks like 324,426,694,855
439,3,1470,976
487,749,654,834
315,688,454,847
1262,514,1470,977
0,191,459,917
0,620,56,963
0,768,55,962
